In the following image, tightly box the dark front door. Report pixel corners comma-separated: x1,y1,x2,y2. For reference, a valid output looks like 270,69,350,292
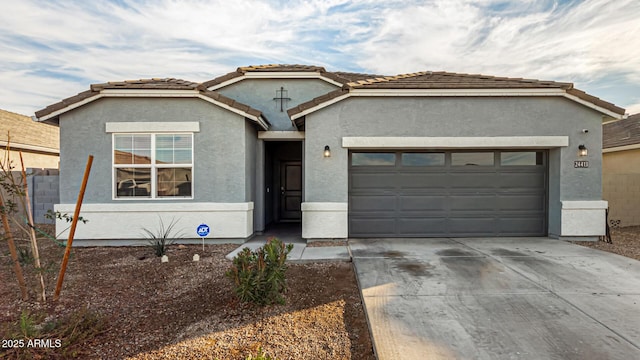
279,161,302,221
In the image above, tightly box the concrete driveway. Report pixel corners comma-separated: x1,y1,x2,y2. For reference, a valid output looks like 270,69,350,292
350,238,640,360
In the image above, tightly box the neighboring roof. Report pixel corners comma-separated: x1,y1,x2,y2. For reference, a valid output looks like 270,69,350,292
288,70,625,122
0,109,59,154
35,78,269,129
603,113,640,150
198,64,382,90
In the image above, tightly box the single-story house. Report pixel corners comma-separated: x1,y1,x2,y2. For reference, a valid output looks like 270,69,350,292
602,113,640,227
1,108,59,169
35,65,625,243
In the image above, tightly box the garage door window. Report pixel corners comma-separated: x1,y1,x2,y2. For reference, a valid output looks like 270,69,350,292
351,153,395,166
501,152,544,166
401,153,445,166
451,152,494,166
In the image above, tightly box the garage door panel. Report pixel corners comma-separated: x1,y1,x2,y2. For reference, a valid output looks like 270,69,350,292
348,150,547,237
350,173,398,190
449,217,498,234
450,195,497,211
498,217,545,234
397,218,447,236
498,195,545,211
350,195,395,211
349,218,396,236
449,173,498,188
397,173,449,189
499,172,545,189
399,196,447,211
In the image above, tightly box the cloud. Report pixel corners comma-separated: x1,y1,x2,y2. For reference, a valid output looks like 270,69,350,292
0,0,638,115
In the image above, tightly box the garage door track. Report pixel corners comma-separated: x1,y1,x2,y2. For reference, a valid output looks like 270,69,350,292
350,238,640,360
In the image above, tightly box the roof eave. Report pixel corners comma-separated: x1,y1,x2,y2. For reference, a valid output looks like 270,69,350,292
290,87,625,126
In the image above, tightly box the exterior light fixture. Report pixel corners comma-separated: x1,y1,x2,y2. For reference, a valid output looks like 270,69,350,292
323,145,331,157
578,144,588,156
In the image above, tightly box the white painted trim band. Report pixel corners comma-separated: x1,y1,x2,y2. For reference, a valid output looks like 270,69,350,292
207,72,344,91
0,140,59,154
57,202,254,213
561,201,608,210
350,88,567,97
342,136,569,149
603,143,640,153
291,88,623,121
290,93,351,120
106,122,200,133
258,131,305,140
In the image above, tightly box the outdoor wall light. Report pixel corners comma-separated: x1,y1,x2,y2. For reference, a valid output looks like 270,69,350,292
323,145,331,157
578,144,588,156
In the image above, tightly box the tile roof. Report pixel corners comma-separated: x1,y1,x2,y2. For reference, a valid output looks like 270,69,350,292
34,65,625,129
198,64,379,90
91,78,199,91
1,109,59,150
288,70,625,118
603,113,640,149
345,71,572,89
35,78,267,127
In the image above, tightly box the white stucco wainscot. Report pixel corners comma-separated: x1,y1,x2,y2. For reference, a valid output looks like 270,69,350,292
560,200,608,237
54,202,253,244
301,202,348,239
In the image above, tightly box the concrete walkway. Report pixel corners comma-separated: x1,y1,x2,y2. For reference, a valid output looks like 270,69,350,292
225,229,350,263
350,237,640,360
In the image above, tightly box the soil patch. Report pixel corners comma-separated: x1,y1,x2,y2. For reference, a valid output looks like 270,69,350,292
0,238,374,359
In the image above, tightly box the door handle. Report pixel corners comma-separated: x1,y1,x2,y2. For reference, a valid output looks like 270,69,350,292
281,186,285,195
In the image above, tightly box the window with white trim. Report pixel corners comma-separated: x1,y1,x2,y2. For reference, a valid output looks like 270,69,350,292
113,133,193,199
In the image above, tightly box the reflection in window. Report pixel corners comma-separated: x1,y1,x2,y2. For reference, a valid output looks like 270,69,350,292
116,168,151,197
451,152,494,166
113,133,193,199
402,153,445,166
157,168,192,197
351,153,395,166
114,134,151,164
156,134,192,164
501,152,543,166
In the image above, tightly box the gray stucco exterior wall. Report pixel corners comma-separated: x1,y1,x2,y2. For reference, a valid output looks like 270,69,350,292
304,96,605,232
58,97,252,204
216,79,339,130
245,122,257,202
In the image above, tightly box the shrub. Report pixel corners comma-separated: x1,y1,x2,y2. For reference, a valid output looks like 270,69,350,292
2,307,107,359
141,217,183,257
226,237,294,305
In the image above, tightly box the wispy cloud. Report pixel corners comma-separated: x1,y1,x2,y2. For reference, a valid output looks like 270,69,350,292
0,0,638,115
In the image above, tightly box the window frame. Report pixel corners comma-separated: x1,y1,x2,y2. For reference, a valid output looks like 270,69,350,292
112,132,194,200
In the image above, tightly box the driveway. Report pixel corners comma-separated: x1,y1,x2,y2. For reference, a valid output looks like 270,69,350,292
350,238,640,360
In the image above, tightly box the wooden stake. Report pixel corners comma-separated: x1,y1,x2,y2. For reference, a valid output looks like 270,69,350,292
0,192,28,300
54,155,93,301
19,152,47,302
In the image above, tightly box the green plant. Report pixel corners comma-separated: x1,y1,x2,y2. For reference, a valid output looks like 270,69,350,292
2,307,108,359
141,217,183,257
246,347,277,360
16,245,33,266
226,237,293,305
19,309,38,338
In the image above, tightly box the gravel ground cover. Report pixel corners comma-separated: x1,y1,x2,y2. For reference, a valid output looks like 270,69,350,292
0,239,374,360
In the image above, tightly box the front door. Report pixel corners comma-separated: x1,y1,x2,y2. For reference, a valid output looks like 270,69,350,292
279,161,302,221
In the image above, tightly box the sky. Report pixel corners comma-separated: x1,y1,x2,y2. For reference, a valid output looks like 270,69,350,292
1,0,639,117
